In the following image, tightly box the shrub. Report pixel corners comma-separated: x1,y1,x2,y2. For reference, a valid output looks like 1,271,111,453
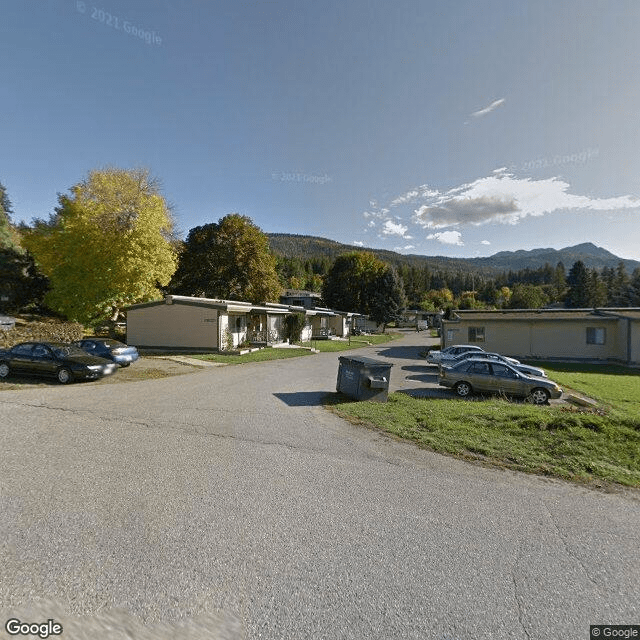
283,312,306,343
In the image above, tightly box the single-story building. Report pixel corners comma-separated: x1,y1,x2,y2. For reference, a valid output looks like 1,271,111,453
279,289,323,309
398,309,444,329
126,295,296,350
126,295,360,350
440,308,640,365
352,316,384,334
264,303,354,339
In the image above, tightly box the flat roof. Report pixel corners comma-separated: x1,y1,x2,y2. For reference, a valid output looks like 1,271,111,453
446,308,640,322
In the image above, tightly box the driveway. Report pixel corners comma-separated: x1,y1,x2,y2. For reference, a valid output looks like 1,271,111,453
1,331,638,639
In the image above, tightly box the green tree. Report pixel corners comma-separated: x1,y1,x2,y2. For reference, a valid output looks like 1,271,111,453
551,262,567,302
565,261,590,307
629,268,640,306
508,283,549,309
587,268,608,307
23,168,178,325
367,264,406,329
322,252,405,328
0,181,21,250
170,214,281,303
609,262,631,306
283,312,306,343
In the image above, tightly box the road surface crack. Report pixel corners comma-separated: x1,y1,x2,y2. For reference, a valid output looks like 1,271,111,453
510,539,532,640
544,501,601,592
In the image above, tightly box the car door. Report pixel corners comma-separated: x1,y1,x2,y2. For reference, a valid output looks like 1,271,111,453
464,361,493,392
8,343,36,374
490,363,526,396
31,344,58,377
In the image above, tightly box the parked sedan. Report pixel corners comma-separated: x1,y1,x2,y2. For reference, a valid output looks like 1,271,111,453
0,342,117,384
438,358,562,405
73,338,139,367
426,344,485,364
448,351,547,378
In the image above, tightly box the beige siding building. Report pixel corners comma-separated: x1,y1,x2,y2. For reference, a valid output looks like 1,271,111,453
441,308,640,365
127,295,293,350
126,295,357,350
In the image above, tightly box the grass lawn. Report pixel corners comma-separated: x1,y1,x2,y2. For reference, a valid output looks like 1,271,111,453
328,361,640,489
178,333,401,364
300,333,399,352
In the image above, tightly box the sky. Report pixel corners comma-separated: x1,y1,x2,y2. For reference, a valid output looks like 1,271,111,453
3,0,640,260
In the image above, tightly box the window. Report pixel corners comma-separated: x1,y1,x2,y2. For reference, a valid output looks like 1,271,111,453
468,362,490,374
468,327,485,343
11,344,33,356
492,363,517,378
586,327,606,345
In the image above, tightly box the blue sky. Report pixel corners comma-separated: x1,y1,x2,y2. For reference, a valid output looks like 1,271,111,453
3,0,640,259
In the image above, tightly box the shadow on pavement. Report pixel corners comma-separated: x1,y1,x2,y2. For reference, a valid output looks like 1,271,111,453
401,364,437,373
274,391,333,407
404,373,439,383
373,346,428,360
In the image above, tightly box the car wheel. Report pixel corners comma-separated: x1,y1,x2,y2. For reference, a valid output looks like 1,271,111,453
528,388,550,405
455,381,472,398
120,362,131,367
57,368,73,384
0,363,10,379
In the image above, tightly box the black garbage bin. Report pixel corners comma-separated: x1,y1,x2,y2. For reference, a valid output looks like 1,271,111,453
336,355,393,402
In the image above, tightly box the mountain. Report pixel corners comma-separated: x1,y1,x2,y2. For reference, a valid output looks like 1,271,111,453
267,234,640,275
471,243,640,272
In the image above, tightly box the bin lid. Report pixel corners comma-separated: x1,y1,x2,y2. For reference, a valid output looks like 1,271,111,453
338,355,393,367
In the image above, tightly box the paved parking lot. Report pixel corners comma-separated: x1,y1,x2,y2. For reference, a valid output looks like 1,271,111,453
1,330,632,640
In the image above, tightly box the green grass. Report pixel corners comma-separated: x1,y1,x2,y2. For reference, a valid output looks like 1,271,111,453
328,361,640,489
186,348,315,364
300,333,400,352
172,333,401,362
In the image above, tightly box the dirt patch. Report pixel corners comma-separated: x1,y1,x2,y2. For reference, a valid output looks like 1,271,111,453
0,356,202,390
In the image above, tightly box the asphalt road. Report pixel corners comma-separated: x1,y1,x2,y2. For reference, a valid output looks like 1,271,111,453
1,331,639,639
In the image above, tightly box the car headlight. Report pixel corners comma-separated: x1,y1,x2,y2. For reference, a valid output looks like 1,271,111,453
87,365,103,371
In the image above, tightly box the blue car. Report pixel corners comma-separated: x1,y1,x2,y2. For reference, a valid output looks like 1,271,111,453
73,338,140,367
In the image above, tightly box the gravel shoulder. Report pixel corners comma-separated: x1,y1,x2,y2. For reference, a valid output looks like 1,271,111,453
0,356,203,390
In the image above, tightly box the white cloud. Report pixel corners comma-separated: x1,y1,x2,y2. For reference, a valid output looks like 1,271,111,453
382,220,409,236
427,231,464,246
390,185,440,207
481,240,491,245
352,241,364,247
470,98,506,118
394,244,416,252
413,171,640,229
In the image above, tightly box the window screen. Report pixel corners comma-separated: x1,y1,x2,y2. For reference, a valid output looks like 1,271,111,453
586,327,605,345
468,327,485,342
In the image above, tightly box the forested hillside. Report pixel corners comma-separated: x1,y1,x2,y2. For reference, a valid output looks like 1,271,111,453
269,233,640,310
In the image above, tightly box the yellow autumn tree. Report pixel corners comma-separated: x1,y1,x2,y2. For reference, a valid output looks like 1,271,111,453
23,168,178,325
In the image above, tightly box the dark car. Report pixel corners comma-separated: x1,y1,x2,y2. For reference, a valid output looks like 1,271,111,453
438,358,562,405
73,338,139,367
0,342,117,384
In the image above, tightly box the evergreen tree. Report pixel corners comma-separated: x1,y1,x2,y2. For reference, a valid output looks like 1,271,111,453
566,261,591,307
588,268,608,307
610,262,631,306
